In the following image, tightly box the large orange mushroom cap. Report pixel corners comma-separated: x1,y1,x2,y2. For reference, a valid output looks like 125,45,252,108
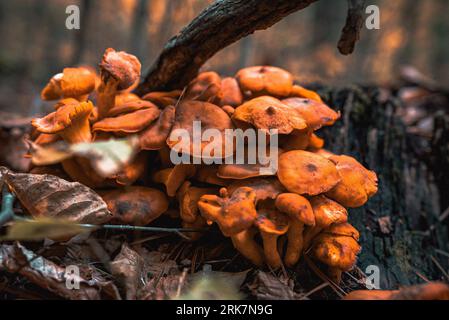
232,96,307,134
275,193,315,226
92,107,161,134
325,154,378,208
278,150,341,196
100,186,168,226
219,77,243,107
185,71,223,103
282,97,340,131
31,100,94,144
236,66,293,97
107,99,159,117
167,100,234,159
41,67,96,101
198,187,258,236
139,105,175,150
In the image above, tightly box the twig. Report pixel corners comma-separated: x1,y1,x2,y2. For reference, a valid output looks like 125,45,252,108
337,0,366,55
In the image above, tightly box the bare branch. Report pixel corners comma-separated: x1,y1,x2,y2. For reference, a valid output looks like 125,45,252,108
337,0,365,55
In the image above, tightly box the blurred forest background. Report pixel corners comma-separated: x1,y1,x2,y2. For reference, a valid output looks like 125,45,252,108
0,0,448,115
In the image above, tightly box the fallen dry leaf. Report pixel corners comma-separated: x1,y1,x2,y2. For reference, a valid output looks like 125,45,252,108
1,217,97,241
247,271,299,300
2,167,112,224
0,242,120,300
28,136,140,177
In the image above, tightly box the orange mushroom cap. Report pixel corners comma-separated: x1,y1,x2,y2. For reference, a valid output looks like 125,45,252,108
194,165,230,186
100,186,168,226
113,152,148,186
277,150,341,196
255,208,290,236
92,107,161,134
227,177,285,203
41,67,96,101
31,100,93,144
282,97,340,131
325,154,378,208
152,164,197,197
107,99,159,117
177,181,218,223
100,48,141,90
166,100,234,159
185,71,223,103
142,90,181,108
310,195,348,228
308,133,325,149
289,84,323,102
114,92,140,106
236,66,293,97
279,130,311,151
232,96,307,134
219,77,243,107
139,105,175,150
275,193,315,226
198,187,258,236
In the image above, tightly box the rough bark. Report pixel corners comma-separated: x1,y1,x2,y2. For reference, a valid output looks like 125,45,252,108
317,86,449,289
135,0,319,94
337,0,365,55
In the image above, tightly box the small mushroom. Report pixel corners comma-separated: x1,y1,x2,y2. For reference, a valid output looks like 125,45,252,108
232,96,307,134
277,150,341,196
311,222,360,283
152,164,197,197
289,84,323,102
218,77,243,107
308,133,324,149
32,100,94,144
185,71,223,103
92,107,161,134
282,97,340,131
100,186,169,226
41,67,96,101
198,187,263,266
139,105,175,150
97,48,141,119
221,105,235,117
303,195,348,248
166,100,234,159
194,165,230,186
236,66,293,97
325,155,378,208
227,177,285,202
255,207,290,269
176,181,218,223
114,92,140,106
113,152,148,186
142,90,182,108
275,193,315,267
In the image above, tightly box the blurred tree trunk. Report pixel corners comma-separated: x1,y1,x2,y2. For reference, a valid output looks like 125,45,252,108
317,86,449,289
238,36,253,69
130,0,150,59
71,0,93,65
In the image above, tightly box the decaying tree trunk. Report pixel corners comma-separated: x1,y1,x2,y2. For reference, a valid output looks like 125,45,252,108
318,86,449,289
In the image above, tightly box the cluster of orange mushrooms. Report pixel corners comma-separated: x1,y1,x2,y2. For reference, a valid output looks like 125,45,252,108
29,48,378,283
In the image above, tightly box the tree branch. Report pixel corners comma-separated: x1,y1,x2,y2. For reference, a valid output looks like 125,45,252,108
136,0,318,95
337,0,365,55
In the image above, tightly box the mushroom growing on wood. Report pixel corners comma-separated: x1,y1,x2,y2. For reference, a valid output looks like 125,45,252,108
236,66,293,97
153,164,197,197
97,48,141,120
325,154,378,208
303,195,348,248
139,105,175,150
275,193,315,267
289,84,323,102
232,96,307,134
185,71,223,103
142,90,181,108
176,181,218,224
277,150,341,196
255,207,290,269
198,187,263,266
32,100,94,144
282,97,340,131
311,222,360,284
41,67,96,101
219,77,243,107
100,186,168,226
227,177,285,202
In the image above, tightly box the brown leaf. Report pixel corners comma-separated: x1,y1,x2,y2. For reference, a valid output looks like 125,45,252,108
247,271,299,300
2,167,112,224
0,242,120,300
110,244,143,300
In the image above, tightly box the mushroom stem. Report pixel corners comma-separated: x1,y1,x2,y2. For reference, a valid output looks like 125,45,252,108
303,226,323,250
327,267,343,284
231,229,264,267
60,120,92,144
97,77,119,120
260,232,282,269
284,220,305,267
